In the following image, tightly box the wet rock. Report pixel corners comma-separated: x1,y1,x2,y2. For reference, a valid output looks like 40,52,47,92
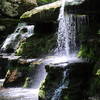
39,60,94,100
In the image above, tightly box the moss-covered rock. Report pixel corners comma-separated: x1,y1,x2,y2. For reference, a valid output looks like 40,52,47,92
20,1,61,23
78,35,100,61
16,34,56,58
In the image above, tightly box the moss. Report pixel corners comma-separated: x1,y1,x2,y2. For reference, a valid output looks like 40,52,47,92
15,34,56,58
96,69,100,76
63,96,69,100
78,45,96,60
23,77,32,88
39,90,46,100
39,81,46,100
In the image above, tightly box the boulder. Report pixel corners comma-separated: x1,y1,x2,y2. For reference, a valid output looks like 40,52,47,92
20,0,84,23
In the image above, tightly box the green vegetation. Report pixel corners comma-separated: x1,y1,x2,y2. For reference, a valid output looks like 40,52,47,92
96,69,100,76
78,45,96,60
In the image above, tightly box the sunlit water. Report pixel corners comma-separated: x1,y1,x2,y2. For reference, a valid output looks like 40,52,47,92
55,0,77,57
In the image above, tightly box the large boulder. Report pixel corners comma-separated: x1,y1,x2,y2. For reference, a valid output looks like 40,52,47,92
20,0,85,23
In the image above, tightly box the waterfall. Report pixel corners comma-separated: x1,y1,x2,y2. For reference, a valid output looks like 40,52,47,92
0,23,34,53
55,0,77,57
52,0,87,100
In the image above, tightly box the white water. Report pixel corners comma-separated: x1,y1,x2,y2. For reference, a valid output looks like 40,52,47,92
0,88,39,100
1,23,34,52
55,0,77,57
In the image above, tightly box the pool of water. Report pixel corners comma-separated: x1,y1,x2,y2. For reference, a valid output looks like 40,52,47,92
0,88,39,100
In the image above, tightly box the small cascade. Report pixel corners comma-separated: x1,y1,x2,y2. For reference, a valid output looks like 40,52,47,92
51,69,69,100
55,0,77,57
0,23,34,53
55,0,69,56
55,0,89,58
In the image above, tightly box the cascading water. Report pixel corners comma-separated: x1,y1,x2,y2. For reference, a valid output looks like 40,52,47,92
51,0,88,100
0,23,34,53
55,0,77,57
